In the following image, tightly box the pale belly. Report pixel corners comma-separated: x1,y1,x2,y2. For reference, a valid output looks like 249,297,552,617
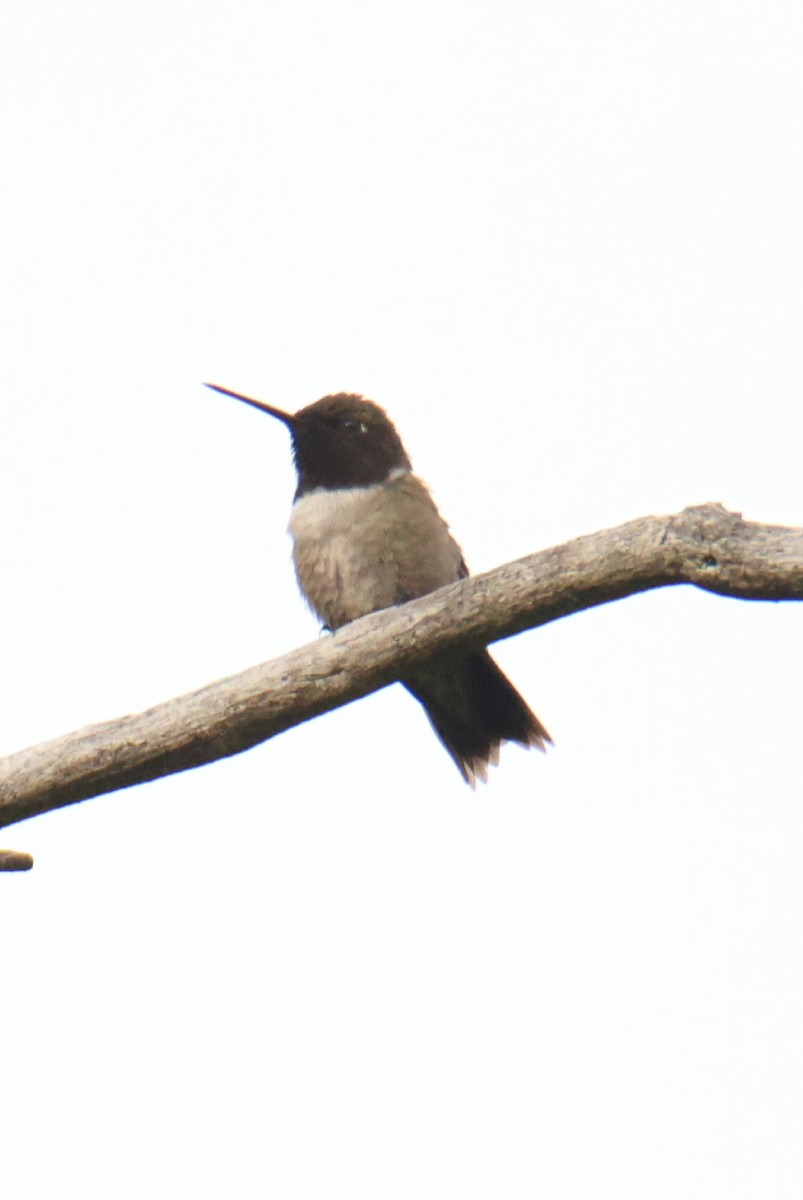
287,473,465,630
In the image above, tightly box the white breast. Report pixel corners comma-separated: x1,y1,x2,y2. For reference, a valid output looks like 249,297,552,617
288,483,386,546
286,470,463,631
288,482,399,629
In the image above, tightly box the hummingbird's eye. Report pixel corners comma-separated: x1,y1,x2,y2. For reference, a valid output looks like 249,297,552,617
340,418,368,434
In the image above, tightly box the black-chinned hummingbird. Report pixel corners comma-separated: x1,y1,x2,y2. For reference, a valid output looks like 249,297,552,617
207,383,552,784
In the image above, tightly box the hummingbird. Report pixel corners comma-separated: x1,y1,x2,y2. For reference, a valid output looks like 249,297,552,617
206,383,552,784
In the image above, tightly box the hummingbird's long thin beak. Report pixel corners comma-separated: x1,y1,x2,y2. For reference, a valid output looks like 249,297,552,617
204,383,295,427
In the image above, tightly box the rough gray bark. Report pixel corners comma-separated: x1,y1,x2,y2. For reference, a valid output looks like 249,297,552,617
1,504,801,857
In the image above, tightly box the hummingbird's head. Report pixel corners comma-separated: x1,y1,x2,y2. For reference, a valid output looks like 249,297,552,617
290,393,412,494
205,384,412,496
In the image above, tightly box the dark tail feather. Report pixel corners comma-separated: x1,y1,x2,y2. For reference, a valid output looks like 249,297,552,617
403,649,552,786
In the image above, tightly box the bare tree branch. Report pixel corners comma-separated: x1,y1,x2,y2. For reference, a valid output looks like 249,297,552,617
1,504,801,845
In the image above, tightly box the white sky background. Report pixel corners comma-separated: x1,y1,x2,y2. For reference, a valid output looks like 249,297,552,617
2,1,802,1195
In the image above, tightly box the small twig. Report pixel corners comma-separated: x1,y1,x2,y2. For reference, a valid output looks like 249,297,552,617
0,849,34,871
